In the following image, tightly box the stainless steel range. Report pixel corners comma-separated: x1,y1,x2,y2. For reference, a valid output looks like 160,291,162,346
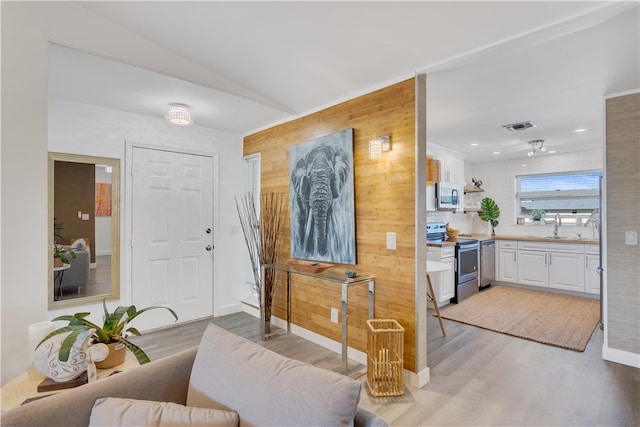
427,222,479,304
452,239,479,303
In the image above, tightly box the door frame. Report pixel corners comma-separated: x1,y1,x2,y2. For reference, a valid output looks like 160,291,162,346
124,141,219,313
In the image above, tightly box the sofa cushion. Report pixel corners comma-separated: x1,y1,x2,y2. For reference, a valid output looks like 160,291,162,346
70,238,86,249
187,323,362,427
89,397,239,427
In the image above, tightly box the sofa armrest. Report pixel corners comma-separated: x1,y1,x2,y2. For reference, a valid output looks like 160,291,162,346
355,405,390,427
1,347,197,427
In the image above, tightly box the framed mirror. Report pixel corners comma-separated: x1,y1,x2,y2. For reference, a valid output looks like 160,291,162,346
48,152,120,308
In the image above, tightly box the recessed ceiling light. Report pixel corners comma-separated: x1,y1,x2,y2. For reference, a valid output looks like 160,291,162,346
521,164,528,167
575,128,587,133
549,150,557,154
471,143,479,146
493,151,500,155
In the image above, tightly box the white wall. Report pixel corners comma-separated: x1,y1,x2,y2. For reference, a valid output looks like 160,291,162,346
468,149,603,237
0,2,254,384
427,149,603,238
1,2,50,386
48,98,253,321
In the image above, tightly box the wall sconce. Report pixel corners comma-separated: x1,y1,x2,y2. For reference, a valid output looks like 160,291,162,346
165,103,193,126
369,136,392,159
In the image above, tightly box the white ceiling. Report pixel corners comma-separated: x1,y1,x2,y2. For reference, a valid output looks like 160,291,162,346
49,1,639,163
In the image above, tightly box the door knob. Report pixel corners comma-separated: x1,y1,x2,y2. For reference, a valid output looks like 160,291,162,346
205,228,212,234
205,245,212,251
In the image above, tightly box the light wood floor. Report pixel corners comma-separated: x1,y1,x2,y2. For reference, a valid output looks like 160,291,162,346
63,255,111,300
131,310,639,426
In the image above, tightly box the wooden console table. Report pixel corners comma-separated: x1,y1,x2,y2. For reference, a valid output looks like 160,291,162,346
260,263,374,373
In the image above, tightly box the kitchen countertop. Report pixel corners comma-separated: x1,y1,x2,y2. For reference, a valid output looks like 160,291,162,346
492,235,599,244
428,234,599,246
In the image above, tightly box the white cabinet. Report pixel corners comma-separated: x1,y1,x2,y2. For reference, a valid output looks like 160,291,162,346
585,244,601,295
439,153,464,184
428,143,465,213
518,250,548,287
516,241,585,291
548,251,584,291
426,184,436,212
497,241,518,282
427,245,455,306
496,239,599,296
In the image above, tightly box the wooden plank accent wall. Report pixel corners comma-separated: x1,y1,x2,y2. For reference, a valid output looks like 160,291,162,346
605,92,640,355
243,79,419,371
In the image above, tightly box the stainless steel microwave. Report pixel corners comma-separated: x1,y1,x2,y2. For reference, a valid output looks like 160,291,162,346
436,182,461,211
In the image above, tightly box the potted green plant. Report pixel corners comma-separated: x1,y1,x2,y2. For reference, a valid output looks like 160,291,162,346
478,197,500,235
37,298,178,368
52,218,76,267
531,209,547,222
53,242,76,267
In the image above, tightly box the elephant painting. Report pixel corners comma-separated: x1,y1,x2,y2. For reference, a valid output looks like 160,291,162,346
289,129,355,264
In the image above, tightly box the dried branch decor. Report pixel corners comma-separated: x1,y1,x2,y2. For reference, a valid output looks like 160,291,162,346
235,192,288,332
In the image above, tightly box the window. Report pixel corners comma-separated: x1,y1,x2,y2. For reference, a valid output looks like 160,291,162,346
516,171,601,225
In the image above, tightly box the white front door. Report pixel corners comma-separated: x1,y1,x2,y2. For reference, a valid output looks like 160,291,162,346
131,147,214,331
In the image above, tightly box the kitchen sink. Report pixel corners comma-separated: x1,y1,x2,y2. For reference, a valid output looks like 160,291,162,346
527,236,571,240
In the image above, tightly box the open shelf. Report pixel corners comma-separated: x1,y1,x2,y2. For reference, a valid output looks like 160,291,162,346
464,187,485,194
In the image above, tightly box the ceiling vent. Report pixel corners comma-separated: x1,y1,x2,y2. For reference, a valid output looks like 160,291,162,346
502,121,536,132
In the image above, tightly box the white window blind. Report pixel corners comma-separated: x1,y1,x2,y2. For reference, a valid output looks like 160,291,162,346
516,171,602,224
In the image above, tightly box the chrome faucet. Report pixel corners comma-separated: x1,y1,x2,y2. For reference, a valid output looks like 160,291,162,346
584,208,599,238
553,213,562,238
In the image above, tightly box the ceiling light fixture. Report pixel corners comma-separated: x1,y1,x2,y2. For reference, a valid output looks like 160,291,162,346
369,136,391,160
527,139,546,157
575,128,587,133
165,103,193,126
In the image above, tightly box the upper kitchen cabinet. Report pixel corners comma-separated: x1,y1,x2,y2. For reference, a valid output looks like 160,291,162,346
427,143,464,184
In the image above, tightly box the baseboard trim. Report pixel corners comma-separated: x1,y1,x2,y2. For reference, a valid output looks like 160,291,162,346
215,303,243,317
241,298,260,317
243,310,430,382
271,316,368,365
242,309,368,365
602,344,640,368
407,366,430,388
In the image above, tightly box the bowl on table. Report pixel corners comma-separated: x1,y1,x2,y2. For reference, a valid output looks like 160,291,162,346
287,259,333,274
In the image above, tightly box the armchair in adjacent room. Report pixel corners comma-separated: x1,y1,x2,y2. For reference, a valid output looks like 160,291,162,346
59,239,90,294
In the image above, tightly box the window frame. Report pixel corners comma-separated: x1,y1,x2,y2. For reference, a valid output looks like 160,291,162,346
515,170,602,226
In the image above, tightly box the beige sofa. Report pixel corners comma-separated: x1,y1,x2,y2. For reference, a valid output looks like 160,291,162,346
1,323,388,426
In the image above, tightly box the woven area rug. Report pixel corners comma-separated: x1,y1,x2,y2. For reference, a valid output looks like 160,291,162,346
439,286,599,352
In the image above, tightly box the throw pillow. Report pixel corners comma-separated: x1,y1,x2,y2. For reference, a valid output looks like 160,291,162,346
89,397,239,427
187,323,362,427
70,238,86,249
